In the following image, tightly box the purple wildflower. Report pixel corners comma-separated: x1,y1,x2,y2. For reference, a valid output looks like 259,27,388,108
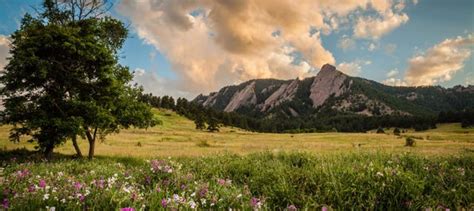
120,207,135,211
39,179,46,188
1,198,9,209
199,186,208,198
79,194,85,202
28,184,36,192
322,206,328,211
161,198,168,208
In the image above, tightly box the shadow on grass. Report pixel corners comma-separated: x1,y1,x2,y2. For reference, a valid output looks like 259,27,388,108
0,148,144,166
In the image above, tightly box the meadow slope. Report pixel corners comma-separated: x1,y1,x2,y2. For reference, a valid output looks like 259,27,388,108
0,109,473,158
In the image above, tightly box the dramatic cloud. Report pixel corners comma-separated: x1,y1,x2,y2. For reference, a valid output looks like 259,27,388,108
118,0,410,96
354,10,409,40
405,34,474,86
0,35,10,71
337,60,371,76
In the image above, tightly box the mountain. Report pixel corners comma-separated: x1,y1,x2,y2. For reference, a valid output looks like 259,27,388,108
193,64,474,120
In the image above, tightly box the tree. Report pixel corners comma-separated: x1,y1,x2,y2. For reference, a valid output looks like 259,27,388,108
0,0,156,159
194,114,206,130
207,117,220,132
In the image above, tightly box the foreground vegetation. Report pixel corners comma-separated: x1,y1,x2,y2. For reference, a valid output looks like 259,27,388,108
0,151,472,210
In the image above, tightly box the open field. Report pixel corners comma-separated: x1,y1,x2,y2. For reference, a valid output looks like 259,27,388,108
1,109,473,158
0,109,473,210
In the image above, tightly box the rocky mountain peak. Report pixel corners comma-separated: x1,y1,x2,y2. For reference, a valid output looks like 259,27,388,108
309,64,350,108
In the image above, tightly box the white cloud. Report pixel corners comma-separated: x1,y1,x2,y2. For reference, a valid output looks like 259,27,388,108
0,35,10,71
383,78,407,86
386,68,399,77
338,35,356,51
354,10,409,40
368,42,378,51
337,60,371,76
405,34,474,86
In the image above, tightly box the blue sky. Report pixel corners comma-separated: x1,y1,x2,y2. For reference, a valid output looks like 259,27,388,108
0,0,473,99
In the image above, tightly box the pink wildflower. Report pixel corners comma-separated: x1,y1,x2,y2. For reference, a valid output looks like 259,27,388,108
39,179,46,188
120,207,135,211
288,205,297,211
161,198,168,208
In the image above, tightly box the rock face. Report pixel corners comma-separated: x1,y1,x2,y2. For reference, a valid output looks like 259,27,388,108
260,79,299,112
309,64,349,108
224,81,257,112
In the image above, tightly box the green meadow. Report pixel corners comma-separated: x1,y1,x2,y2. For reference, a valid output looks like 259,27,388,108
0,109,473,210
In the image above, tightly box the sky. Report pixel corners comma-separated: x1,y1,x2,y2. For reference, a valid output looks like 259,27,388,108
0,0,473,99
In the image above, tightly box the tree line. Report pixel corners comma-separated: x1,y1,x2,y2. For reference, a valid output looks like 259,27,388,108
138,93,468,134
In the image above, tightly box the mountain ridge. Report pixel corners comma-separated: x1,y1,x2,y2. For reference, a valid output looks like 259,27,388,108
194,64,474,119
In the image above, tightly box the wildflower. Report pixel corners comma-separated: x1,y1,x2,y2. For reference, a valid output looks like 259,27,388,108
236,194,242,198
218,179,226,186
46,206,56,211
39,179,47,188
322,206,328,211
43,193,50,200
156,186,161,192
60,199,66,203
161,198,168,208
1,198,9,209
199,186,208,198
28,184,36,192
376,172,384,177
79,194,85,202
288,205,297,211
189,200,197,209
120,207,135,211
74,182,82,191
250,197,262,209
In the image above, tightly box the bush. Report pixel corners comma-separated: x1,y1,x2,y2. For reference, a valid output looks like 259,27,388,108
393,128,401,136
376,127,385,134
405,137,416,147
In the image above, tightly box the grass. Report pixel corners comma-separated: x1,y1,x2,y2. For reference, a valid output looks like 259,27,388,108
0,109,473,209
0,109,473,158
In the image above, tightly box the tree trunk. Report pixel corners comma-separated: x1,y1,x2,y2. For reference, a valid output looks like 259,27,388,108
71,136,83,158
85,128,97,160
44,144,54,160
88,138,95,160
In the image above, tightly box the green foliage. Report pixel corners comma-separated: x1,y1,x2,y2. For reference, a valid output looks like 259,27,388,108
0,1,155,158
405,137,416,147
377,127,385,134
394,128,401,136
0,152,471,210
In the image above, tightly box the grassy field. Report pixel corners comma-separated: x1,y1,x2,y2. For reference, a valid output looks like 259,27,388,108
1,109,473,158
0,109,473,210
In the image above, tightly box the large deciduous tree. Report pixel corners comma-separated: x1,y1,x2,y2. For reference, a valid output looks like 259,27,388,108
0,0,156,159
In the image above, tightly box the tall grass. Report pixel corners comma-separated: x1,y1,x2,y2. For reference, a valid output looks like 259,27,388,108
0,150,472,210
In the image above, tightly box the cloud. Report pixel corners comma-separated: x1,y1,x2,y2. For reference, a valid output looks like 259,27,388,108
354,10,409,40
0,35,10,71
118,0,411,96
336,60,371,76
386,68,399,77
132,68,195,99
368,42,378,51
384,43,397,54
405,34,474,86
338,35,356,51
383,78,407,86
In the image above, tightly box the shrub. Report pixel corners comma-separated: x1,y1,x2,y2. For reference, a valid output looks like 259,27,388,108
393,128,401,136
376,127,385,134
405,137,416,147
